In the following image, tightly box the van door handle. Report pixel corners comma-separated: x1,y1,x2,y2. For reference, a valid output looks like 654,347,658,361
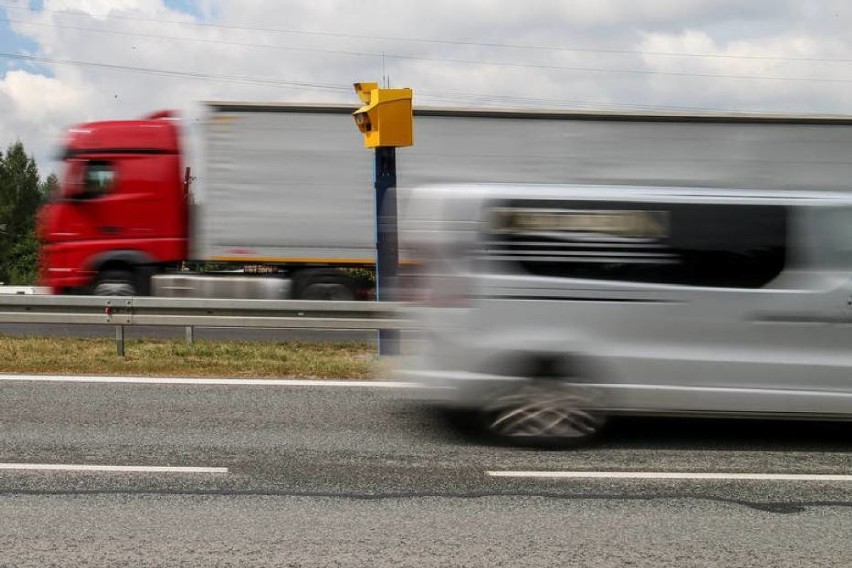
99,225,122,234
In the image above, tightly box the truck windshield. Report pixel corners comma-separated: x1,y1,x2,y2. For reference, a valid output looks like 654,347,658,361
52,160,81,202
54,159,115,201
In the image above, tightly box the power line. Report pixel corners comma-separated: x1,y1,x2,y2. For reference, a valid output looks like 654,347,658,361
0,2,845,113
1,0,851,65
0,51,352,92
414,88,805,115
2,17,851,85
0,17,383,61
0,51,825,115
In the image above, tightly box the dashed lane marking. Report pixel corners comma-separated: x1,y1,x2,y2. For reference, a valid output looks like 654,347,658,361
0,463,228,474
487,471,852,482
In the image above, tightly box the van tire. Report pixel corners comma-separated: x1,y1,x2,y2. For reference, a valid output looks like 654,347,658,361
478,377,606,449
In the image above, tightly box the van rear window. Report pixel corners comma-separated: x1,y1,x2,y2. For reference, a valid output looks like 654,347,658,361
482,200,787,288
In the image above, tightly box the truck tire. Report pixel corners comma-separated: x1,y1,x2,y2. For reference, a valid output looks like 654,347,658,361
93,270,137,296
293,269,359,301
299,281,356,301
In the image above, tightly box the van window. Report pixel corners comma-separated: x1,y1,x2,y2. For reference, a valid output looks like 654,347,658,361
482,200,788,288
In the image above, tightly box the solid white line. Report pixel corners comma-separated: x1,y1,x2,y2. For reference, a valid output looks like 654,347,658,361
0,374,413,388
0,463,228,474
487,471,852,482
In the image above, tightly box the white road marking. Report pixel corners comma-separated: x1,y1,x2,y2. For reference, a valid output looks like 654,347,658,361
0,463,228,474
487,471,852,482
0,374,413,388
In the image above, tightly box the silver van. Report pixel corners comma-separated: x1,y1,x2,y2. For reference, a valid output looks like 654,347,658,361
400,184,852,446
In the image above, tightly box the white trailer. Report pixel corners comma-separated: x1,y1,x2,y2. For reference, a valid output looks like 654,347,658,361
158,102,852,299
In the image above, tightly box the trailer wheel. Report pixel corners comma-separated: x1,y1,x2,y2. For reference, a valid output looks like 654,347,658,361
293,269,359,301
299,281,356,301
93,270,137,296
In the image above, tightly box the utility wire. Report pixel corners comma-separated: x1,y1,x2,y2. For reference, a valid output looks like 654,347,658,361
0,0,850,65
413,87,822,114
0,51,352,92
0,51,825,115
1,17,850,84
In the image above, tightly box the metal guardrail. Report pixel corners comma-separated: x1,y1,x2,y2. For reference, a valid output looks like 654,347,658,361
0,295,409,355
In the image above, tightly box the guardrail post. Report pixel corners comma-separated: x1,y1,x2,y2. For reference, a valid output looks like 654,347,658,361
185,325,195,346
115,325,125,357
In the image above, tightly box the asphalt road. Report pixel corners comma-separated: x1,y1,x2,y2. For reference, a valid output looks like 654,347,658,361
1,375,850,567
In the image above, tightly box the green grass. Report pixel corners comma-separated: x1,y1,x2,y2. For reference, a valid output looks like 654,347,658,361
0,335,379,379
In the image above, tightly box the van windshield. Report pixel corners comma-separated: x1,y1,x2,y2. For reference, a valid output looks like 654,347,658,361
811,206,852,268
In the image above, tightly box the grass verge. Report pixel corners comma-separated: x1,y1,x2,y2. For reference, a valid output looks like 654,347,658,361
0,335,378,379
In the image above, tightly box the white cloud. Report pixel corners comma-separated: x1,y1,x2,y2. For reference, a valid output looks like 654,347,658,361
2,0,852,173
44,0,162,19
0,70,82,119
638,28,852,112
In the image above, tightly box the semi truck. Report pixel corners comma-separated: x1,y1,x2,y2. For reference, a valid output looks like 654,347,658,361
38,102,852,299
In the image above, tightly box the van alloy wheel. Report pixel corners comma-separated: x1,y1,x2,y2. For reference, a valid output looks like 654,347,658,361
481,381,605,446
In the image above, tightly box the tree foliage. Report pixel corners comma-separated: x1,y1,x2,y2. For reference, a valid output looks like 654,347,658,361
0,142,48,285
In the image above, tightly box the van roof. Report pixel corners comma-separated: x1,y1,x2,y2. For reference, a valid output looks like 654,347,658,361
411,183,852,206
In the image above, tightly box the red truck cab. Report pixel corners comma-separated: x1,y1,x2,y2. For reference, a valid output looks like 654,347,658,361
38,111,189,295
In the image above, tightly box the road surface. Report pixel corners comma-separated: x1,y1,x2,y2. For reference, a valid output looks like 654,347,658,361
0,374,849,566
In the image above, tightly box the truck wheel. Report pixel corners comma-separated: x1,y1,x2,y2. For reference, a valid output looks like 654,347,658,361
479,378,606,449
299,281,356,301
93,270,137,296
294,269,359,301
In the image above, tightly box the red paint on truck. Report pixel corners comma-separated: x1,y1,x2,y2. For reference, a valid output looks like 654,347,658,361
38,111,189,293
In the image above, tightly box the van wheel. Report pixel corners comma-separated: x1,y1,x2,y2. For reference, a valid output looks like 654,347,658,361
93,270,137,296
479,380,605,448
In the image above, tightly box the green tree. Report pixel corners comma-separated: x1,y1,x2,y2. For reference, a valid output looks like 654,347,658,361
0,142,47,285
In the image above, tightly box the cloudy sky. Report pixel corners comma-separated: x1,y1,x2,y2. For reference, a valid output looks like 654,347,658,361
2,0,852,174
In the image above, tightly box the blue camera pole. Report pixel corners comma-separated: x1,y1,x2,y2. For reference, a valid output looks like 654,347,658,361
374,146,399,356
